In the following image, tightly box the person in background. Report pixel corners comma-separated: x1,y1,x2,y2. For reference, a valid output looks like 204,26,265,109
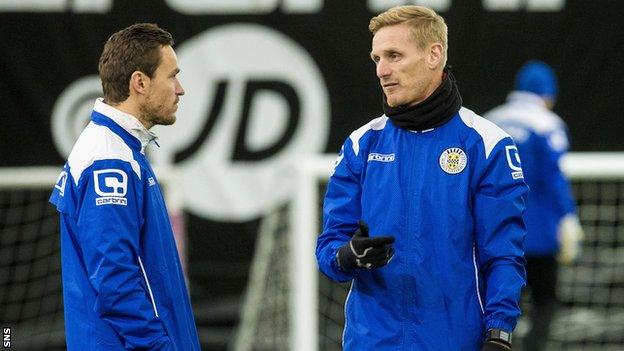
49,23,200,350
485,60,584,351
316,5,528,350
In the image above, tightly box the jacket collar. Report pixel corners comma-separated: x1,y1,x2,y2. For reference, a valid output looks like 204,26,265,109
92,98,158,153
507,91,546,106
382,69,462,132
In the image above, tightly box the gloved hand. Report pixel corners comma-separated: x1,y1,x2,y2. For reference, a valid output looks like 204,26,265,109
557,213,584,264
482,329,512,351
336,220,395,271
482,340,512,351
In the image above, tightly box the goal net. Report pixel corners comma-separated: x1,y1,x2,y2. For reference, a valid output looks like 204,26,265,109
0,166,185,350
233,152,624,351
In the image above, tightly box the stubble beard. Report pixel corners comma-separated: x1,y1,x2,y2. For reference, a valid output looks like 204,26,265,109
386,95,400,107
385,90,407,108
139,99,176,128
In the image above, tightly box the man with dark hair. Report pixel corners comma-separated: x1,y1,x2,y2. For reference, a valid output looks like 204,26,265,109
316,5,528,350
49,23,200,350
486,60,584,351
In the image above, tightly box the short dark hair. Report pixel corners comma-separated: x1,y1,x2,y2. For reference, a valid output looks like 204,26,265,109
98,23,174,104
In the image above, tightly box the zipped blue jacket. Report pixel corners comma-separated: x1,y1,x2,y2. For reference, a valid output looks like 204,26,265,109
317,107,528,350
49,99,200,350
485,91,576,256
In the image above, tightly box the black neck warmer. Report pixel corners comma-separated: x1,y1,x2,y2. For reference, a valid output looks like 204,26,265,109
383,69,463,131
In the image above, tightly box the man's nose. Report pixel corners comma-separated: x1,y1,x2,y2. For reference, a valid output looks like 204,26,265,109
176,80,185,96
376,60,391,79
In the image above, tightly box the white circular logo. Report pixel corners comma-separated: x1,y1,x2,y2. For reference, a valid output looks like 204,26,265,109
153,24,330,221
439,147,467,174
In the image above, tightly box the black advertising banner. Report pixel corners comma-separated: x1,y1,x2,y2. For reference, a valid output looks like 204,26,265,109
1,1,623,348
2,0,624,170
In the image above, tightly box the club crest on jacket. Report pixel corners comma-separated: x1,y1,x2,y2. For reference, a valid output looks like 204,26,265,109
439,147,467,174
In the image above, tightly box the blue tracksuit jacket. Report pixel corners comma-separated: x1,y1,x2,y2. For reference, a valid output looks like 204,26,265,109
316,107,528,350
485,91,576,256
49,99,200,350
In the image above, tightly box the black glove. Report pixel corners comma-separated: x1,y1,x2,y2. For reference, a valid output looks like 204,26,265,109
482,340,511,351
336,220,395,271
482,329,512,351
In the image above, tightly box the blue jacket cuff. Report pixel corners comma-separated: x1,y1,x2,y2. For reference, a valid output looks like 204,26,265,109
485,318,514,333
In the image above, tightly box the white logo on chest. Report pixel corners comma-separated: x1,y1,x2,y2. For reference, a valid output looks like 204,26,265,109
439,147,467,174
368,153,395,163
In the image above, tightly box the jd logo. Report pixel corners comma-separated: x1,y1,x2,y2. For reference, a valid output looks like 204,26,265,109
171,80,301,164
52,24,330,220
152,24,330,220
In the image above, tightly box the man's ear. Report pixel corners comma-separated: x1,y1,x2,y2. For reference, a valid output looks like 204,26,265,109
427,43,444,70
129,71,150,96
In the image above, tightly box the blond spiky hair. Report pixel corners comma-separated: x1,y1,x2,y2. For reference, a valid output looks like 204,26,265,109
369,5,448,67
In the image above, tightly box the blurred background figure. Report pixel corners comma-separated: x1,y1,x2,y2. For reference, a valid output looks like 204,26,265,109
485,60,585,351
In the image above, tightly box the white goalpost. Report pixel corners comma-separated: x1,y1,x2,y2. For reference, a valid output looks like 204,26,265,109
288,155,336,351
234,152,624,351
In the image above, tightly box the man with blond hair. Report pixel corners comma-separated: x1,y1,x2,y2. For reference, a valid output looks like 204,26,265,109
317,6,527,350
